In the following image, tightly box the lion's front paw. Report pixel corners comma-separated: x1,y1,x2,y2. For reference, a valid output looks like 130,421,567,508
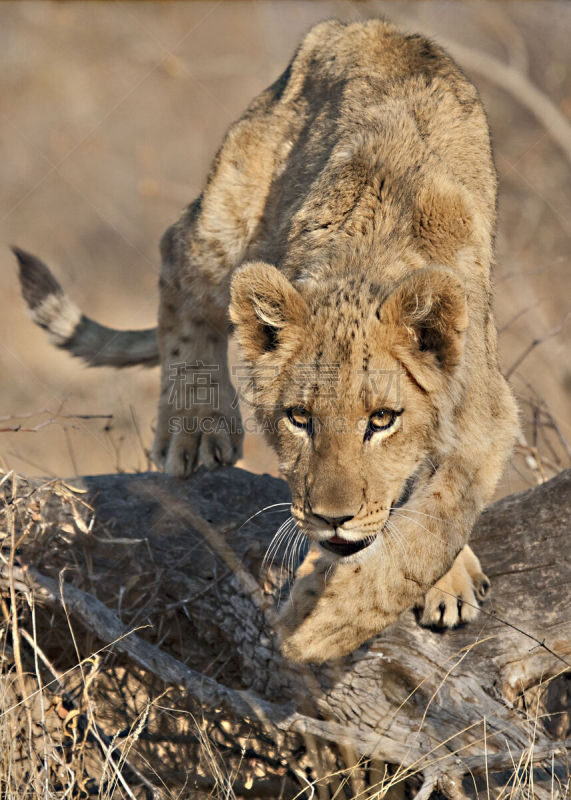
419,544,490,629
152,407,243,477
278,550,360,662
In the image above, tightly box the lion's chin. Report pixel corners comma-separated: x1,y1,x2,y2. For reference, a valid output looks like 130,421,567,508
319,533,377,559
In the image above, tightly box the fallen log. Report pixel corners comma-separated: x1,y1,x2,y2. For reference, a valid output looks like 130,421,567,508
0,466,569,798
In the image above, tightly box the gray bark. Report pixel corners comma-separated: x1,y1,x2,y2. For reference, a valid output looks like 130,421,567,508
1,466,569,798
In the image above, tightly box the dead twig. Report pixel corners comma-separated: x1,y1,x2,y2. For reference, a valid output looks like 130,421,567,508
2,563,290,734
437,39,571,167
505,311,570,379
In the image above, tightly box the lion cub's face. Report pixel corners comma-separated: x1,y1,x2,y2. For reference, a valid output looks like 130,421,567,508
230,262,467,561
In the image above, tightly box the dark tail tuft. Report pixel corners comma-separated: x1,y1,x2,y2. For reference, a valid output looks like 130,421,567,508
12,247,63,310
13,247,160,368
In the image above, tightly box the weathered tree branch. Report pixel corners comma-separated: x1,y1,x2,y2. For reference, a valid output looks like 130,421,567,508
1,467,569,797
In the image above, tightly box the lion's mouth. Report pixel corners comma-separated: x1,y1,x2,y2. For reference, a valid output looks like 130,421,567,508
320,534,375,558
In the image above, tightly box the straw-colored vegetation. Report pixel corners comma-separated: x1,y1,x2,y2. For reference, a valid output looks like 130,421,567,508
0,460,569,799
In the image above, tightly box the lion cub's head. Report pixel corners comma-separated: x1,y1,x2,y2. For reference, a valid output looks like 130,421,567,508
230,262,467,561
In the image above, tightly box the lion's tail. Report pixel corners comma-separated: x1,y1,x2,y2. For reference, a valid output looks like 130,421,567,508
13,247,160,368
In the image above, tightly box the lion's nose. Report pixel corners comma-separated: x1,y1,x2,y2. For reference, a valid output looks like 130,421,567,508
313,513,354,529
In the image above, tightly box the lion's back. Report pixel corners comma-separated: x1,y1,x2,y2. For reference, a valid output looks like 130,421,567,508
193,20,495,281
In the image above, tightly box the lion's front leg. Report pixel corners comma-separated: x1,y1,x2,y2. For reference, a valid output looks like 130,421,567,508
153,325,243,477
151,224,243,477
278,545,406,663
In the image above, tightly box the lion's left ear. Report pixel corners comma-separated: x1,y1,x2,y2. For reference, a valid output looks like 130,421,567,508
230,261,309,362
380,268,468,387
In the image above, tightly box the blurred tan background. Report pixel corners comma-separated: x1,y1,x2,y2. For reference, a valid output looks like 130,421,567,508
1,1,570,498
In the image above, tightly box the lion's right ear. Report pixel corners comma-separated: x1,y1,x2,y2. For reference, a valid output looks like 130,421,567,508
229,262,309,361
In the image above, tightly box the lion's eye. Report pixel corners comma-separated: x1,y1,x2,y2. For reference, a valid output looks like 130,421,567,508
366,408,402,438
287,407,313,433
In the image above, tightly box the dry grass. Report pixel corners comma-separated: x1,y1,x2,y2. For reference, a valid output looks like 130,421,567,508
1,637,568,800
0,468,569,800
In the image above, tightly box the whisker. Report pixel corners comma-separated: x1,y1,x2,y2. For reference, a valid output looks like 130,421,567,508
385,519,412,571
290,531,301,576
375,527,398,576
324,562,334,586
382,539,395,570
292,527,306,571
285,531,295,577
292,528,306,573
274,519,297,558
277,533,291,592
264,530,289,571
262,519,289,565
426,456,439,474
389,507,449,524
276,527,303,603
390,510,448,544
239,502,291,531
375,532,393,574
279,524,301,586
263,517,295,569
389,518,413,559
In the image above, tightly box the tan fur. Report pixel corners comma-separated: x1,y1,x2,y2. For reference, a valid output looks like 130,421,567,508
22,20,518,662
148,20,519,660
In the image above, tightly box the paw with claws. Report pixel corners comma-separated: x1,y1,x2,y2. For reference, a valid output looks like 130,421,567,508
418,544,490,629
152,356,243,476
152,395,243,477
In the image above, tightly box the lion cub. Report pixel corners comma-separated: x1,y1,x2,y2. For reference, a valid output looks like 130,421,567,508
16,20,518,662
